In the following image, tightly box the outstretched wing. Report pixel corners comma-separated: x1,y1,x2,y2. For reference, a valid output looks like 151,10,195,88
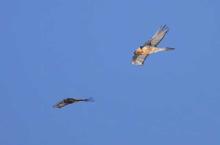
144,25,169,47
53,100,69,108
131,54,149,65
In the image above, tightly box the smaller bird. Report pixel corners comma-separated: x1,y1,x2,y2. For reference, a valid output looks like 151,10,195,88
53,97,94,108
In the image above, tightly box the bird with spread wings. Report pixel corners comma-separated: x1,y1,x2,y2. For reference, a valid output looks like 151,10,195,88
132,25,174,65
53,97,94,108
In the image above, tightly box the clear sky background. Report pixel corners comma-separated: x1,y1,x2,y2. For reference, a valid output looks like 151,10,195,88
0,0,220,145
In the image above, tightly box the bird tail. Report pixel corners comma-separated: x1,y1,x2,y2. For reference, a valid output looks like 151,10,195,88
154,47,175,53
83,97,94,102
164,47,175,51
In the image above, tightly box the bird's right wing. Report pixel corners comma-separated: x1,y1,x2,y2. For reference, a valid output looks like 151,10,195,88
144,25,169,47
131,54,149,65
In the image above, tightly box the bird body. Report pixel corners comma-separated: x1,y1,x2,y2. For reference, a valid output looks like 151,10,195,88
134,46,161,55
132,25,174,65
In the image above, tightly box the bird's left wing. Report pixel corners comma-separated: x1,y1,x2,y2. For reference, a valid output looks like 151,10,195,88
131,54,149,65
53,100,67,108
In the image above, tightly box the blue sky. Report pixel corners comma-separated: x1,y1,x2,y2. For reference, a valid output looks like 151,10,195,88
0,0,220,145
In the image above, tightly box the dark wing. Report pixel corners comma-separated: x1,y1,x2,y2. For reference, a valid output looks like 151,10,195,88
53,99,70,108
144,25,169,47
131,54,149,65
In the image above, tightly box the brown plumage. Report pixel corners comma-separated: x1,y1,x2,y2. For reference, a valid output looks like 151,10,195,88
53,97,94,108
132,25,174,65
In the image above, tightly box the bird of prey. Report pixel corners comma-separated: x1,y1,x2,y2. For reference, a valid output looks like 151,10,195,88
53,97,94,108
132,25,174,65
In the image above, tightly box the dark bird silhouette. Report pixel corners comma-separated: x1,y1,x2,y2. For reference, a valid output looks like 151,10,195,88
53,97,94,108
132,25,174,65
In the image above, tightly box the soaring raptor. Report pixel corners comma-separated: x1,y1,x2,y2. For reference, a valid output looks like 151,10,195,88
132,25,174,65
53,97,93,108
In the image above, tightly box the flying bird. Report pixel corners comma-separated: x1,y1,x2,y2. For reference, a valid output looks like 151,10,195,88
132,25,174,65
53,97,94,108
